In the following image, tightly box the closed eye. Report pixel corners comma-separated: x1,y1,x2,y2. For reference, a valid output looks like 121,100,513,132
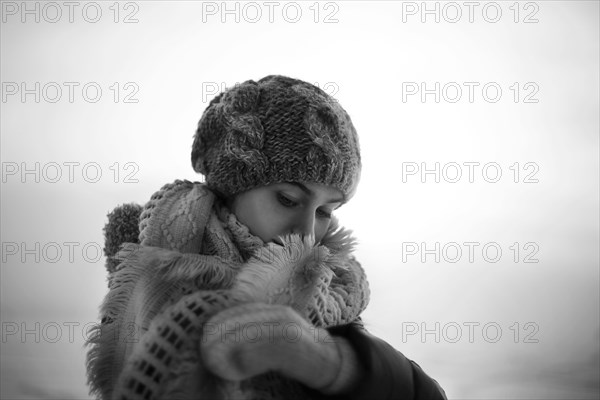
317,208,332,219
277,192,298,208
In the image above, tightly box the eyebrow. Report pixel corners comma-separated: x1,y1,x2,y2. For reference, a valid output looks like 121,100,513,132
286,182,345,204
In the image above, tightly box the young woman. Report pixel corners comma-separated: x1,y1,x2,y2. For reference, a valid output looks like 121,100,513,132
87,75,447,400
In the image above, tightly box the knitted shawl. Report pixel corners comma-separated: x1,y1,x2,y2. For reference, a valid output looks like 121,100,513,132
86,180,370,400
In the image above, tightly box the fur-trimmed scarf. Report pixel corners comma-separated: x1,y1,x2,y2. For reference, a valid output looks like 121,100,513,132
86,180,370,400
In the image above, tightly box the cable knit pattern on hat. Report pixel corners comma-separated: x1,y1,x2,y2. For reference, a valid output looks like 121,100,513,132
191,75,361,199
86,180,370,400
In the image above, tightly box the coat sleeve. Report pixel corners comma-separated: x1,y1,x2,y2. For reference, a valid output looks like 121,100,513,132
325,320,447,400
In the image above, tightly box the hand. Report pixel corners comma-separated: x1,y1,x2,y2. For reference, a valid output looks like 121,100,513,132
200,303,351,392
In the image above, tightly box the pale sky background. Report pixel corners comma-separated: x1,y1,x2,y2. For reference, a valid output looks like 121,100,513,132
1,1,599,399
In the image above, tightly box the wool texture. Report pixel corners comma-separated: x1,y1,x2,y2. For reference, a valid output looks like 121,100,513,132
86,180,370,400
199,303,362,391
191,75,362,200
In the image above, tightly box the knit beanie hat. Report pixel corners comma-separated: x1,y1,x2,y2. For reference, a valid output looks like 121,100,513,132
191,75,361,200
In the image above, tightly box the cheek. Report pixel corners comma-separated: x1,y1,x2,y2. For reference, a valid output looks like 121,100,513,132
233,194,285,243
314,220,331,245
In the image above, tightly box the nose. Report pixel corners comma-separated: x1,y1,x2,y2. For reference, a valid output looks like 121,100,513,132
291,210,315,239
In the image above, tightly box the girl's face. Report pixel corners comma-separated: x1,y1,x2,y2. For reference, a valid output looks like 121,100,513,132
229,182,345,245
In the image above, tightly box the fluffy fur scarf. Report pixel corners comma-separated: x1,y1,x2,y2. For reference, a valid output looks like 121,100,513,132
86,180,370,400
